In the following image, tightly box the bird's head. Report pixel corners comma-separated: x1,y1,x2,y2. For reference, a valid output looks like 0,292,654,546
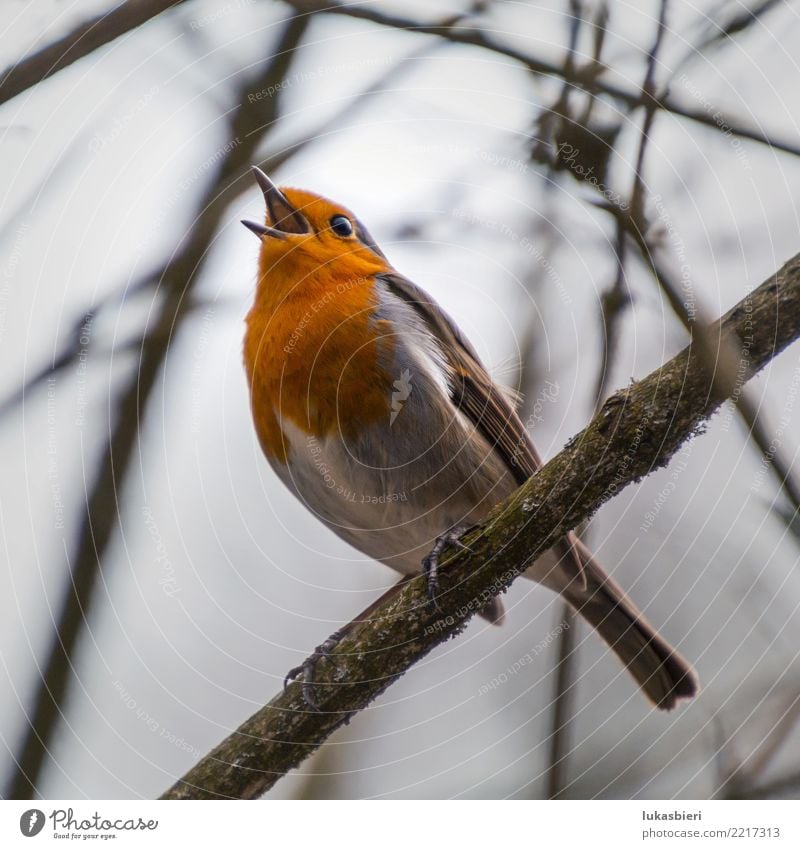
242,167,390,289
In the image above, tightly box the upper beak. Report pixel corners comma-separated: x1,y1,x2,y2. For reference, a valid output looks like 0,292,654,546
241,165,310,240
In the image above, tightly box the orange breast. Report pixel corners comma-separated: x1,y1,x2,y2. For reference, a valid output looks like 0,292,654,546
244,265,392,464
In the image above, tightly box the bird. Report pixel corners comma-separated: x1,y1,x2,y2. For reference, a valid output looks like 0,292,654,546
241,166,698,711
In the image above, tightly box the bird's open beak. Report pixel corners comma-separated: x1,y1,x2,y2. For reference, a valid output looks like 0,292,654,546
241,165,310,240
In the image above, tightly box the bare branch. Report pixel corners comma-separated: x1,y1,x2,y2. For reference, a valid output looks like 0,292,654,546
0,0,189,107
546,605,577,799
597,195,800,524
630,0,669,220
673,0,786,75
288,0,800,158
161,251,800,800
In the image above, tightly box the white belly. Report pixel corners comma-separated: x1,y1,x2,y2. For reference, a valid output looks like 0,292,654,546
269,412,519,576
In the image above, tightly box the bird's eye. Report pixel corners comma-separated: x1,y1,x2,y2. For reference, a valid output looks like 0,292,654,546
330,215,354,237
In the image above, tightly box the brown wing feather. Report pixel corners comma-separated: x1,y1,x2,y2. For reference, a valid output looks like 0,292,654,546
453,371,537,484
379,271,586,587
379,272,537,475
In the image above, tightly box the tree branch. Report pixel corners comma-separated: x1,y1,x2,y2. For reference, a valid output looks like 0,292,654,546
161,250,800,800
288,0,800,158
0,0,189,107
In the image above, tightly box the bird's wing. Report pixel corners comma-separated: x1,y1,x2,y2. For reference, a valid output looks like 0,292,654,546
378,271,539,482
378,271,587,589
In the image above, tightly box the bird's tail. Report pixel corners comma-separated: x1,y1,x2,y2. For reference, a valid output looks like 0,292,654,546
560,537,698,710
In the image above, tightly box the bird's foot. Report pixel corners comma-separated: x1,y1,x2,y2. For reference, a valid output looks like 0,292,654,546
422,523,475,610
284,628,346,711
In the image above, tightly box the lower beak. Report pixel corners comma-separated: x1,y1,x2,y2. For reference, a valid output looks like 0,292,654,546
241,219,287,240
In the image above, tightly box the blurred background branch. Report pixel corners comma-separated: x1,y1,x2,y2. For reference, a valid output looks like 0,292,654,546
4,11,311,799
288,0,800,156
0,1,190,107
3,0,800,801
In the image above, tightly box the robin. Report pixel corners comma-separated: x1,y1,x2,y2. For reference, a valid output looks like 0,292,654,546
241,166,697,711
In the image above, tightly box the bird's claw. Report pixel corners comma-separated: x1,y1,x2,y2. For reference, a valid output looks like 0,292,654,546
422,524,475,611
422,553,443,611
284,630,345,711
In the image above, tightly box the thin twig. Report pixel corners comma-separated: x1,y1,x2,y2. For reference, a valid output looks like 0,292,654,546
0,0,189,107
5,0,799,156
593,3,800,532
547,3,669,799
672,0,786,76
743,692,800,784
630,0,669,221
600,196,800,521
546,605,577,799
544,0,590,802
719,691,800,798
287,0,800,158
